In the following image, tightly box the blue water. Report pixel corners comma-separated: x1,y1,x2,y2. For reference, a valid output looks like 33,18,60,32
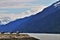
0,8,31,14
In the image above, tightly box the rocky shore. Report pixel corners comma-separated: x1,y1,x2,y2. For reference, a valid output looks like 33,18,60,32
0,34,39,40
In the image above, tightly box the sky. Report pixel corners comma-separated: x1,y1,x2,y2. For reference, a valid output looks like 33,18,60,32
0,0,58,14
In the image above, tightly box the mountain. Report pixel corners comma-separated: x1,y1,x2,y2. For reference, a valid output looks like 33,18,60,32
0,1,60,33
0,17,11,25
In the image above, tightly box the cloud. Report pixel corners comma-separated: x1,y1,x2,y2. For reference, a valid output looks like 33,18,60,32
0,5,46,20
0,0,44,8
0,0,58,8
0,0,34,2
0,5,46,14
0,10,8,12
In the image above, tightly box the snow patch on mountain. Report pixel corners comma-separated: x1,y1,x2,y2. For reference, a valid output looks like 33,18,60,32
0,17,11,25
54,1,60,8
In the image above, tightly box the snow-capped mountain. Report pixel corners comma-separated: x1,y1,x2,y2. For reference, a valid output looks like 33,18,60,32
0,17,11,25
54,1,60,7
0,1,60,33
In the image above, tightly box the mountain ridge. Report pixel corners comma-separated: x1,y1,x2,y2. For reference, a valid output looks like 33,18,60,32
0,1,60,33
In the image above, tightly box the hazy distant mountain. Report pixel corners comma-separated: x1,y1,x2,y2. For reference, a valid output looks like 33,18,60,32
0,17,11,25
0,1,60,33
